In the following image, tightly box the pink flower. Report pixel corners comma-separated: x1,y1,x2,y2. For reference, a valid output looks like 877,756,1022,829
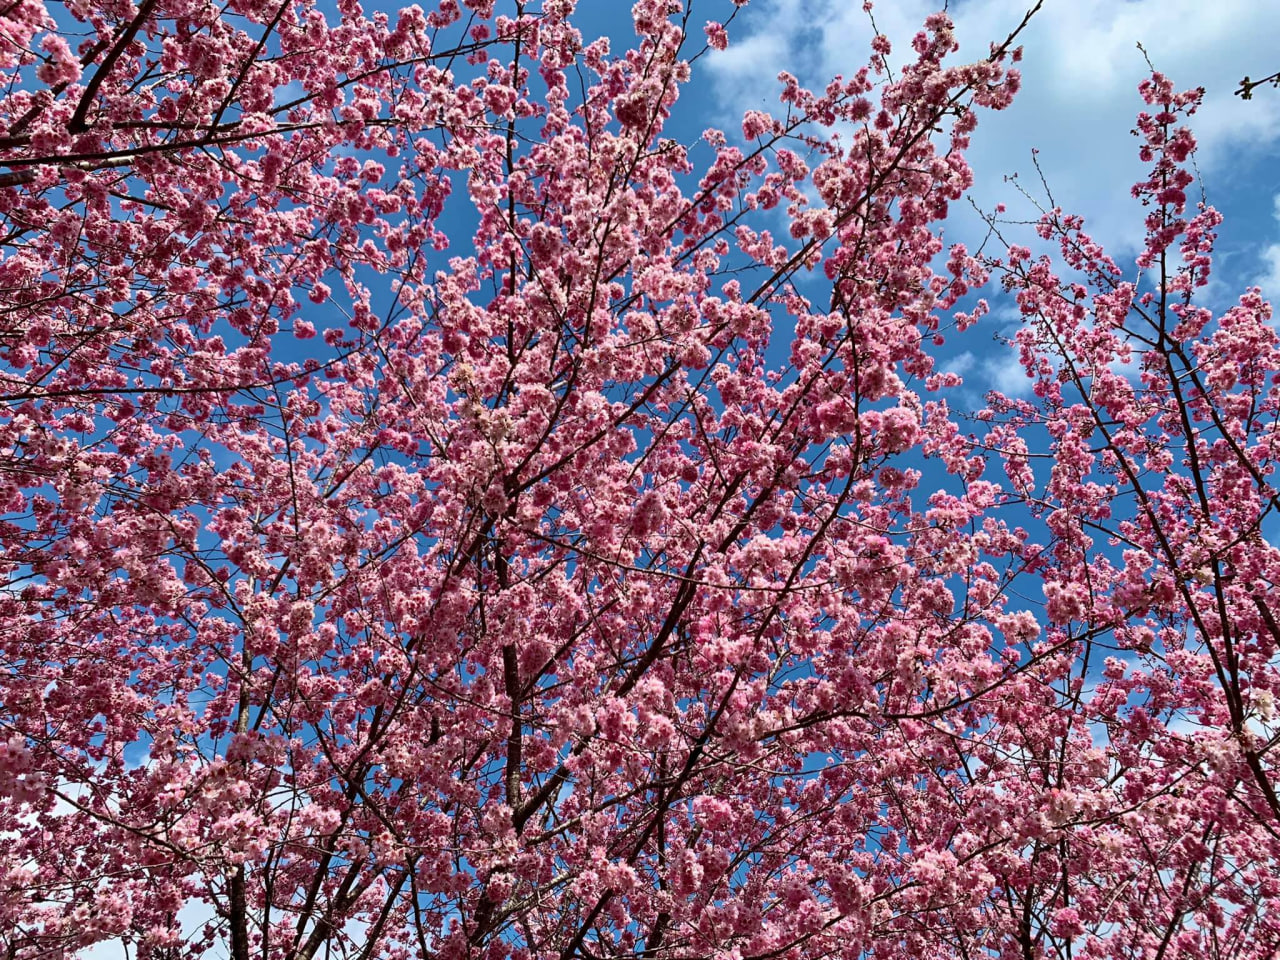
741,109,773,140
879,405,921,453
1050,907,1086,939
630,490,667,538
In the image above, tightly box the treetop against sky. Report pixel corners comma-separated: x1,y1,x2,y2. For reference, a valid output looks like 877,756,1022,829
0,1,1279,959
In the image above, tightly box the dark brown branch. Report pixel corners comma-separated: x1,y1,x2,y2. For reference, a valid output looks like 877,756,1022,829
68,0,163,134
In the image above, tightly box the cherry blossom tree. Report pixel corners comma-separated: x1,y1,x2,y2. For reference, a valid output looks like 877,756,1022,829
972,72,1280,959
0,1,1276,959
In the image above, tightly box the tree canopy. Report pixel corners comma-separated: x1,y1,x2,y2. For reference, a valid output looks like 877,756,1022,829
0,2,1278,959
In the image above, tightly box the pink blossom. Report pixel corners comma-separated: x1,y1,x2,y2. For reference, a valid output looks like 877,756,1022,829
704,21,729,51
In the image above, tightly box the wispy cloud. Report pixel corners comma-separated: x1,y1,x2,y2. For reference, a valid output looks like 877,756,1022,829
945,350,976,377
705,0,1280,259
984,347,1035,398
1252,193,1280,302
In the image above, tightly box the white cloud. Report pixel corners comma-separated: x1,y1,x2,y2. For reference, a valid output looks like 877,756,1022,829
983,347,1034,397
1254,242,1280,300
945,349,976,376
705,0,1280,394
705,0,1280,259
1251,192,1280,301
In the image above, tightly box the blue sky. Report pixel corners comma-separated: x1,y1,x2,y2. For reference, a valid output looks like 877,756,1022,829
691,0,1280,394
